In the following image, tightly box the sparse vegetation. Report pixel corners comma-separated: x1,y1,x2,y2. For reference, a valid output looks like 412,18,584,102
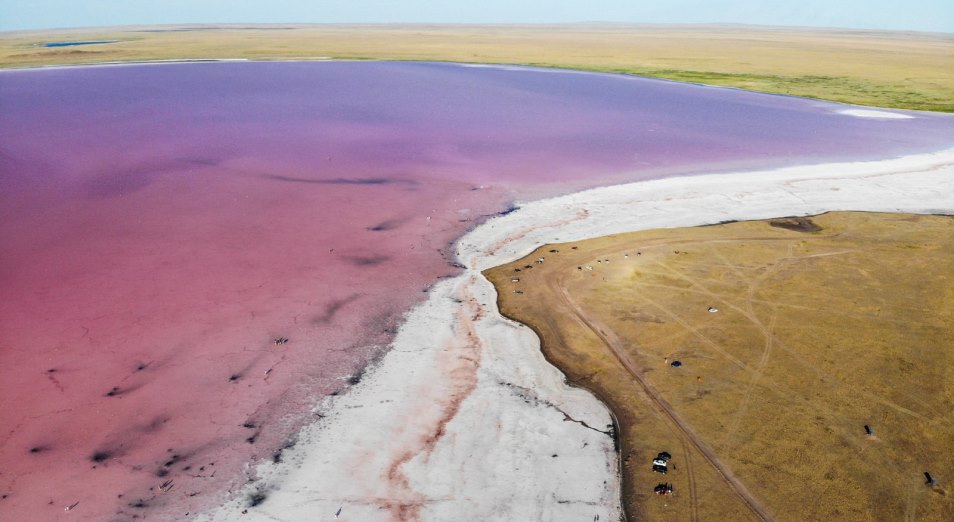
1,24,952,111
485,212,954,521
531,66,954,112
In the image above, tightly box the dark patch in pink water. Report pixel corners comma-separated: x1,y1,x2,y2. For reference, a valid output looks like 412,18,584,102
0,61,951,520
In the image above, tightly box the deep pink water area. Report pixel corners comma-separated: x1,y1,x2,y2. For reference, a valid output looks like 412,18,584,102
1,61,952,520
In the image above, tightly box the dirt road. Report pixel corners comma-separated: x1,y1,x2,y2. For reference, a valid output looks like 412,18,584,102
554,281,775,522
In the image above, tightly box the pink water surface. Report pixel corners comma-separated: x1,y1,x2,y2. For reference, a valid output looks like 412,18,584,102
1,61,952,521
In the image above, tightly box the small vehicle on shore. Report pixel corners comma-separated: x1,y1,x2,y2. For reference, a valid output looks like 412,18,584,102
651,451,672,474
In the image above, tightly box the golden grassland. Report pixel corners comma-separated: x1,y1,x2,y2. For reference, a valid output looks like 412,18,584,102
485,212,954,521
1,24,952,111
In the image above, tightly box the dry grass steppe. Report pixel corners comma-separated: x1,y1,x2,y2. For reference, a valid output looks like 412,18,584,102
1,24,952,111
485,212,954,521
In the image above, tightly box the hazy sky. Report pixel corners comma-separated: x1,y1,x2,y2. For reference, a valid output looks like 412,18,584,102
2,0,952,33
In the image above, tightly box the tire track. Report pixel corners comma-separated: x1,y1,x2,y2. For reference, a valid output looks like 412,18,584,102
554,281,774,522
722,308,777,446
649,248,941,427
679,436,700,522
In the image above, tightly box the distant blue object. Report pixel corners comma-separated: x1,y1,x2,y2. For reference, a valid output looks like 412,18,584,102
671,361,682,367
43,40,117,47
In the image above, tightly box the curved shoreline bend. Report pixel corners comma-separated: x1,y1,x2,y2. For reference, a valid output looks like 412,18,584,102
199,147,954,521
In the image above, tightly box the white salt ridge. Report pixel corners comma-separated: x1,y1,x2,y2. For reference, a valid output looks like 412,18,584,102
200,147,954,522
838,108,914,119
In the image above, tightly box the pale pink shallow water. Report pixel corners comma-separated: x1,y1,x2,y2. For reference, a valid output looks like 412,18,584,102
0,61,952,521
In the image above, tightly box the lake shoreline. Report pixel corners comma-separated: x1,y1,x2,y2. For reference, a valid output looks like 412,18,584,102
199,146,954,521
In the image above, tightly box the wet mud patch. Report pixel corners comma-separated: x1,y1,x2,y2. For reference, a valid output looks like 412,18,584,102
271,440,296,464
367,218,408,232
248,491,267,507
177,156,222,167
342,254,391,267
314,294,363,325
105,385,135,397
263,174,417,186
347,367,365,386
497,203,520,216
90,450,114,463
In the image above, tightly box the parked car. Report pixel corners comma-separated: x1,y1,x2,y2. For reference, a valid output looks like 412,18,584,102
652,450,672,474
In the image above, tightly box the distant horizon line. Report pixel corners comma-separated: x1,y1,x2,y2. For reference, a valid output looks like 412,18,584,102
3,21,952,38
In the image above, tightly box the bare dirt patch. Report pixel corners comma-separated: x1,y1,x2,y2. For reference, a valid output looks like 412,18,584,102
768,216,823,232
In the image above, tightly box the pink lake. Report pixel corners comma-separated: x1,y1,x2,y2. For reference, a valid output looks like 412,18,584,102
0,61,952,521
